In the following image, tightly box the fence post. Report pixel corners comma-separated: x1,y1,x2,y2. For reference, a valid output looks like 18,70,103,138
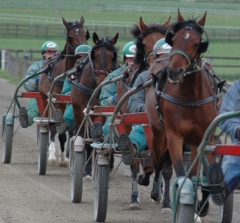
1,50,6,70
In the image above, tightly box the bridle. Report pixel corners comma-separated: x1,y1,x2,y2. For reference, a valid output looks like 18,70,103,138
90,37,117,81
165,21,209,82
63,23,89,57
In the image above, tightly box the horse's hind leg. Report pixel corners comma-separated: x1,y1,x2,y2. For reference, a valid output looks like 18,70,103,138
58,132,68,167
129,158,140,210
48,125,57,167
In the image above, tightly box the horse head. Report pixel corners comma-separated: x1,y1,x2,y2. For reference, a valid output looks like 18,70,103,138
62,16,89,55
90,32,119,84
131,16,171,70
166,9,209,83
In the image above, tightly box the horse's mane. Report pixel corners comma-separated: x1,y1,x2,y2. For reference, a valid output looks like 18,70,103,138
131,23,169,71
92,36,120,69
58,45,67,60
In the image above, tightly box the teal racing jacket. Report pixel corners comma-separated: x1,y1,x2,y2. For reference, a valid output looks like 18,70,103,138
23,59,45,92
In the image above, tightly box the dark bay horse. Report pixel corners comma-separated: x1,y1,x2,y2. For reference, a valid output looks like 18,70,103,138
39,16,89,167
116,17,173,212
145,9,222,217
71,32,119,176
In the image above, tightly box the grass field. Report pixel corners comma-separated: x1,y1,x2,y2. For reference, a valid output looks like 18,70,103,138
0,0,239,80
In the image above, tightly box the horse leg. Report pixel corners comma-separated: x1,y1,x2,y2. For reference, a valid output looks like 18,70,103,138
161,165,173,214
84,143,93,181
137,152,154,186
58,132,68,167
66,130,74,158
129,158,140,210
167,135,185,177
191,146,210,217
48,125,57,167
150,127,165,203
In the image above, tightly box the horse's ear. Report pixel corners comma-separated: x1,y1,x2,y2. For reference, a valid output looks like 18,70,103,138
80,16,84,26
110,33,119,45
162,16,171,27
198,12,207,27
139,17,147,32
62,17,70,29
177,8,184,22
93,32,100,44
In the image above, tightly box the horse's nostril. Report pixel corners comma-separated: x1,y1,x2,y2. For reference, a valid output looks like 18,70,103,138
179,69,184,74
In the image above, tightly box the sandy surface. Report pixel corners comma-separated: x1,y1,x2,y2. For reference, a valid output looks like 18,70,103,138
0,78,240,223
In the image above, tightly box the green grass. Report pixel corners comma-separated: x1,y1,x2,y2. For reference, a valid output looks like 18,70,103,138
0,0,239,81
0,70,21,85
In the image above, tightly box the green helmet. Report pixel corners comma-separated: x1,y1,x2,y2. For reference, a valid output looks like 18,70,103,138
41,41,59,54
75,44,92,56
153,38,172,57
122,41,136,58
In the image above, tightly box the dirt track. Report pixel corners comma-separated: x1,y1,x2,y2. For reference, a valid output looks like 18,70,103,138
0,78,240,223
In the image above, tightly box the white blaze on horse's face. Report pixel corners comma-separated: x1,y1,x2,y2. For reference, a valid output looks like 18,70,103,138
76,29,79,35
185,32,190,39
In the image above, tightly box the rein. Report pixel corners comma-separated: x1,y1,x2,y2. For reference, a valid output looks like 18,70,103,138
70,55,94,96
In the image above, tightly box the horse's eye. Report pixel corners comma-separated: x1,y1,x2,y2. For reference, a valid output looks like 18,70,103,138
194,43,200,48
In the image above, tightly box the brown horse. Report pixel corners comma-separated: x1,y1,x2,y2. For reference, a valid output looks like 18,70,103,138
116,17,174,211
71,32,119,176
145,9,222,217
39,16,89,167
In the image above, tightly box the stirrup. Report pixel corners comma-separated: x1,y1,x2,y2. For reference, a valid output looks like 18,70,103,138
56,121,68,134
19,107,28,128
117,133,136,165
90,121,103,139
53,109,63,122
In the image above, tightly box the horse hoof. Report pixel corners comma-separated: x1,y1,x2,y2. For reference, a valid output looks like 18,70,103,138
129,202,140,210
48,159,56,167
84,175,92,182
129,195,140,210
196,200,209,217
59,161,68,168
137,174,150,186
194,214,202,223
151,199,160,205
160,207,172,214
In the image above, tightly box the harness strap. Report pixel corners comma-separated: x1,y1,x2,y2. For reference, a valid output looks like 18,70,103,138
71,81,94,96
48,77,65,87
156,91,222,107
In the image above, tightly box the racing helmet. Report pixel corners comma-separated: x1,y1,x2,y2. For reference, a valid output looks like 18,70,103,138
153,38,172,58
41,41,59,54
122,41,136,59
74,44,92,56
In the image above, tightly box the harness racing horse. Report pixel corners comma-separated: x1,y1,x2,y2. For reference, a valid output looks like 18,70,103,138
71,32,119,177
145,9,223,218
39,16,89,167
116,17,173,211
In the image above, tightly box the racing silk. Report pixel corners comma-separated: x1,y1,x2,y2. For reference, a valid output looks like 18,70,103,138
62,78,72,95
128,70,148,113
24,59,46,92
219,79,240,144
99,66,126,106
